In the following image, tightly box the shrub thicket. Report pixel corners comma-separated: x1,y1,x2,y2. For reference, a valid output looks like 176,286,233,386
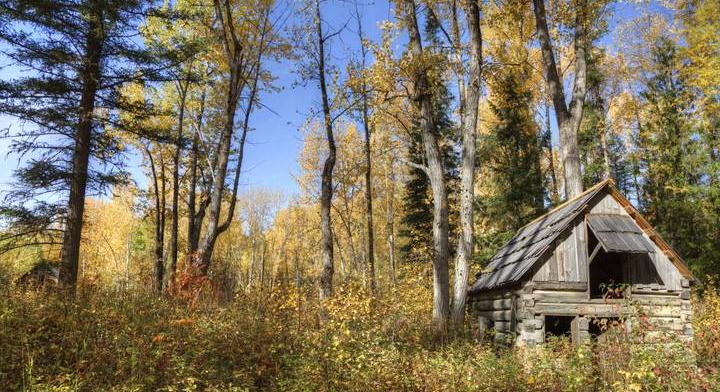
1,266,718,391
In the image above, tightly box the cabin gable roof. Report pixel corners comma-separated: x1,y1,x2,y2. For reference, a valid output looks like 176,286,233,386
469,180,695,295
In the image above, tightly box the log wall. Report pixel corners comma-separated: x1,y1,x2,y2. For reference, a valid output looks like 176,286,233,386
511,279,693,346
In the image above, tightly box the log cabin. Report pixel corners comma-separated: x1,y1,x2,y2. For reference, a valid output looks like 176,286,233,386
468,179,695,346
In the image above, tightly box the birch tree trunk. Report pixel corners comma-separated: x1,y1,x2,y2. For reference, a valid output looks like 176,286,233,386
451,0,482,326
401,0,450,329
533,0,588,199
169,80,189,284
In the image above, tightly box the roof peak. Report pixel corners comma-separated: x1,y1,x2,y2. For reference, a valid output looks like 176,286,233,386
518,179,614,231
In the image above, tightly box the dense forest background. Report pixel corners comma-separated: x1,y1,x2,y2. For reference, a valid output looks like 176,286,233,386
0,0,719,390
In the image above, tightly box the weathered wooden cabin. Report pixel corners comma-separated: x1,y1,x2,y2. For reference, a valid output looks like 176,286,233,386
468,180,695,346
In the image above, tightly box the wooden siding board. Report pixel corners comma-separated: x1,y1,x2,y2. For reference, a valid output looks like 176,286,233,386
577,221,588,282
566,226,577,280
548,252,558,281
535,257,549,281
532,302,682,318
529,281,587,291
557,239,566,281
650,252,682,291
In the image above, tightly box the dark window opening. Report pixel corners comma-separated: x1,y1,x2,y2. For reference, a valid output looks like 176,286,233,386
587,228,663,299
545,315,574,338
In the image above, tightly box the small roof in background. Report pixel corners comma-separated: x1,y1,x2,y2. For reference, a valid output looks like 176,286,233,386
586,214,655,254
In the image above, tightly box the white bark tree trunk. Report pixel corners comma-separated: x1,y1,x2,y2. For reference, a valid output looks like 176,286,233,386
533,0,588,199
401,0,451,330
451,0,483,326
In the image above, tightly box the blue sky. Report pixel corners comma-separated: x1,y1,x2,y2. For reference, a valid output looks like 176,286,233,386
237,0,396,194
0,0,659,199
0,0,396,197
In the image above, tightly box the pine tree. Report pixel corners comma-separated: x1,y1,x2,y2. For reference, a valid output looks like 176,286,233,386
400,134,434,263
478,68,543,234
0,0,174,290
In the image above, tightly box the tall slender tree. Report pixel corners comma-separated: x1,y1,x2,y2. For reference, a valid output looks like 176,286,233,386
314,0,337,299
351,1,376,290
195,0,275,273
144,144,168,292
450,0,483,325
638,36,698,250
479,70,544,230
400,0,451,329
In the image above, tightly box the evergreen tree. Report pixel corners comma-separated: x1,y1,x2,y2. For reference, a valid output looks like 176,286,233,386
0,0,174,290
473,0,545,265
400,134,434,263
477,67,543,235
637,35,714,275
678,0,720,278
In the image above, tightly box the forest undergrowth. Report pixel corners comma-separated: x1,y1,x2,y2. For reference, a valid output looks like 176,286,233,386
1,265,719,392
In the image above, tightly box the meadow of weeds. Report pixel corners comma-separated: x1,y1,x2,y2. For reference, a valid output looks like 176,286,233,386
1,266,719,391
